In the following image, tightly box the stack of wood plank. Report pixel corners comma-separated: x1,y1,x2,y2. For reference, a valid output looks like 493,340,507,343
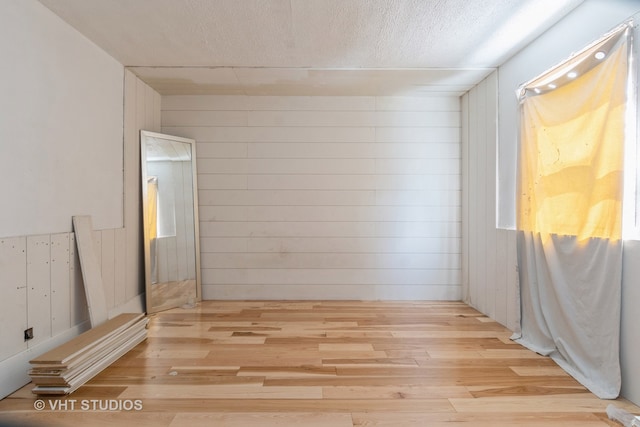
29,313,148,395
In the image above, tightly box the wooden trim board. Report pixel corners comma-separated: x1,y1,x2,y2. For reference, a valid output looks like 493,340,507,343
72,215,109,327
29,313,148,395
30,313,144,365
30,319,149,385
29,318,149,383
32,329,148,395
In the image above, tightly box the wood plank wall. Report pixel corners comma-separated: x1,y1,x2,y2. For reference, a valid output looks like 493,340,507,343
124,70,162,301
461,72,518,330
162,95,462,301
0,72,160,399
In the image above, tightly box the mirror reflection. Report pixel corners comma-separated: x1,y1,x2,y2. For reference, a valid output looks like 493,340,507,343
140,131,201,313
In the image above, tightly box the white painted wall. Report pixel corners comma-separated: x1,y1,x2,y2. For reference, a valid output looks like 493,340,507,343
467,0,640,405
0,1,161,399
0,75,159,400
162,95,462,300
0,0,123,237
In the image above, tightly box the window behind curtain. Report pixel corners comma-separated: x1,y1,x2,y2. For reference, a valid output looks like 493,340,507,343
517,23,633,241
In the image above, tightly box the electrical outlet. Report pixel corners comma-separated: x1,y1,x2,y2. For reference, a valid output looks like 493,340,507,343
24,327,33,341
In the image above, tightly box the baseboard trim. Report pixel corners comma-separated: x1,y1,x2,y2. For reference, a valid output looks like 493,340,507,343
0,321,89,399
0,293,145,399
202,284,462,301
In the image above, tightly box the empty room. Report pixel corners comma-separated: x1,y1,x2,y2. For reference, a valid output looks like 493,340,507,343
1,0,640,426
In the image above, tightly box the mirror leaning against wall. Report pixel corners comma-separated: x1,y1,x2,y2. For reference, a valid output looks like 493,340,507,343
140,130,201,314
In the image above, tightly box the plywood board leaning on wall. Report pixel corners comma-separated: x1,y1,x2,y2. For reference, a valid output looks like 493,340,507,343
72,215,109,327
27,216,149,395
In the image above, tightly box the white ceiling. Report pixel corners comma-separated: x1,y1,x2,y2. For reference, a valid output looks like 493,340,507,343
38,0,585,96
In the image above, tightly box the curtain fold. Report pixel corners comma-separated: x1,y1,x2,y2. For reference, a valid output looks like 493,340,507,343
513,24,631,399
514,232,622,398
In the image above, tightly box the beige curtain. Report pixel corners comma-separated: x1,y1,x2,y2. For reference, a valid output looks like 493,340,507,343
147,177,159,284
514,23,632,399
517,26,628,241
146,177,158,240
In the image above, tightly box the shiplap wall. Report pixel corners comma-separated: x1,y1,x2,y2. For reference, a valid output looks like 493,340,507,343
461,72,518,330
124,70,162,299
162,95,462,300
0,72,160,399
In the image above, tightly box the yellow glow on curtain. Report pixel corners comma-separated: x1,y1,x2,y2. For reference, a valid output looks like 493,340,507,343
146,177,158,241
517,29,629,241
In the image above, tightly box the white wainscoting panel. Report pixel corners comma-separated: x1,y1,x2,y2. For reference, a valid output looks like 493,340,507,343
50,233,71,336
0,237,28,361
26,235,51,348
0,227,146,399
101,228,116,309
114,228,127,307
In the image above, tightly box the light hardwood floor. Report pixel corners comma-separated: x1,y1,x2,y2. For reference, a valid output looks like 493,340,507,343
1,301,638,426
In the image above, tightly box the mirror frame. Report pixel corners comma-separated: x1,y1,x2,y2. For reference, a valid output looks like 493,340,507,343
140,130,201,314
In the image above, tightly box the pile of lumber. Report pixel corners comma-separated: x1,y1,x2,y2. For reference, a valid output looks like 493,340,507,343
29,313,148,395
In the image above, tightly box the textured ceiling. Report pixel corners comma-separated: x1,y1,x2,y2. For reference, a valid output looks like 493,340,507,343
38,0,585,96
